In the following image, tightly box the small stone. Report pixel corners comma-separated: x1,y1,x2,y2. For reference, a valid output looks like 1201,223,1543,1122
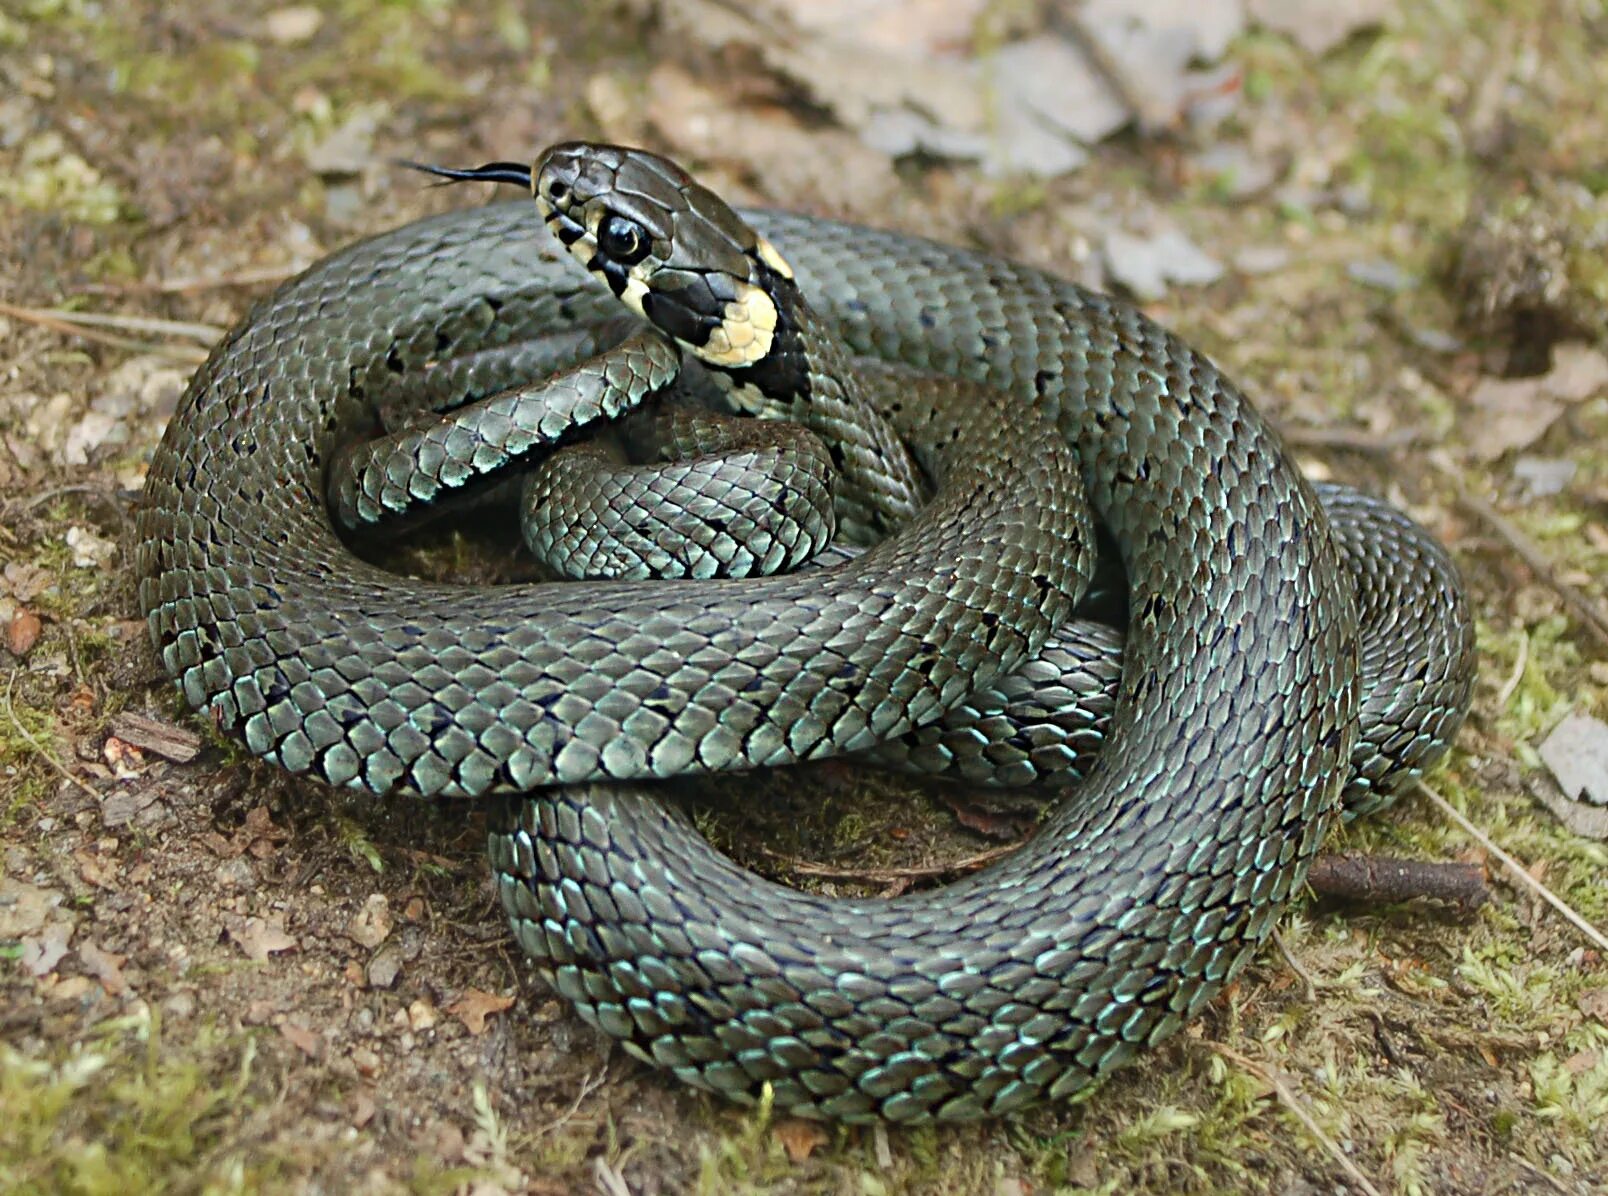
65,526,116,569
350,1045,382,1078
264,6,323,45
6,608,41,656
1194,143,1279,200
62,410,122,465
407,998,438,1031
1512,457,1576,498
366,942,404,989
1233,245,1290,275
349,894,392,949
1347,257,1414,292
303,109,382,177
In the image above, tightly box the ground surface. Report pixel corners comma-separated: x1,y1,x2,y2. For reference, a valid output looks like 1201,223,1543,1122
1,2,1606,1194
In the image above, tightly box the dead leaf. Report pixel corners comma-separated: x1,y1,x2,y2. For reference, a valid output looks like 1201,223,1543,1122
1080,0,1248,132
1536,711,1608,839
769,0,987,55
0,876,65,937
1103,223,1225,300
227,915,298,963
75,848,118,890
658,0,1106,177
1467,381,1565,461
1466,343,1608,459
78,941,128,996
641,64,902,214
448,988,515,1035
1563,1048,1601,1075
6,608,41,656
994,36,1126,143
418,1120,467,1165
209,805,292,859
22,922,74,977
303,106,385,177
1542,341,1608,400
100,787,169,831
1247,0,1394,55
279,1021,324,1058
1579,988,1608,1023
939,792,1035,841
2,561,51,604
1513,456,1576,498
243,806,290,857
773,1117,828,1162
102,736,144,778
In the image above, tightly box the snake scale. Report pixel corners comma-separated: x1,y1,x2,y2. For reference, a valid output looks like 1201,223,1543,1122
137,142,1475,1122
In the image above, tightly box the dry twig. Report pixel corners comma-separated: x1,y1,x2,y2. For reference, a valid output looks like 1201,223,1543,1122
1416,780,1608,952
1306,852,1489,914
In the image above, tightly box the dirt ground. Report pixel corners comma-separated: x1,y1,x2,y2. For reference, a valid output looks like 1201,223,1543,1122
2,2,1606,1194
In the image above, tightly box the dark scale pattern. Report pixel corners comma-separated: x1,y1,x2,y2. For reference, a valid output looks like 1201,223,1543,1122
522,407,839,581
138,177,1475,1122
328,326,682,531
863,482,1473,802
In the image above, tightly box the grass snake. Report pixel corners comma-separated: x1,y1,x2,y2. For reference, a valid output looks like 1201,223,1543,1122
137,142,1475,1123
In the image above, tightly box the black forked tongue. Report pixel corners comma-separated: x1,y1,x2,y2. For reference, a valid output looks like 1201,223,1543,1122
397,160,532,190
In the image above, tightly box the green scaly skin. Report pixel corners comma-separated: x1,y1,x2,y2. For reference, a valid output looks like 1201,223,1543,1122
137,143,1474,1122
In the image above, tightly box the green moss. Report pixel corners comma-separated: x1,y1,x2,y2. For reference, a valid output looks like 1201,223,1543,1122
105,39,264,129
329,813,387,874
0,133,124,225
0,1013,275,1194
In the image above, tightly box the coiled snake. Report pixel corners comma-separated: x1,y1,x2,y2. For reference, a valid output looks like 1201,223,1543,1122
137,142,1475,1122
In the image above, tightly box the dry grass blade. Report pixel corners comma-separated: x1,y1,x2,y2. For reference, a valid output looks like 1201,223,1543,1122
3,669,101,802
1454,491,1608,650
759,842,1020,883
81,263,303,295
1281,425,1424,453
0,300,214,364
1417,780,1608,952
1204,1042,1384,1196
0,302,225,342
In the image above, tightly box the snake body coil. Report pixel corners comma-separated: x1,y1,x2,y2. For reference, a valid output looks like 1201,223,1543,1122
138,144,1473,1122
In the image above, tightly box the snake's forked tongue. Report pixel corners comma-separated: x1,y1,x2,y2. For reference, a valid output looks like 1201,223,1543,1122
397,160,533,191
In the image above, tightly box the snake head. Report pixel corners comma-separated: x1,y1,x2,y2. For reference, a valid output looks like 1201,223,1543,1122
534,142,799,371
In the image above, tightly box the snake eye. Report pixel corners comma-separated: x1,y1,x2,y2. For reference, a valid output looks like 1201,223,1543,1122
597,214,650,266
